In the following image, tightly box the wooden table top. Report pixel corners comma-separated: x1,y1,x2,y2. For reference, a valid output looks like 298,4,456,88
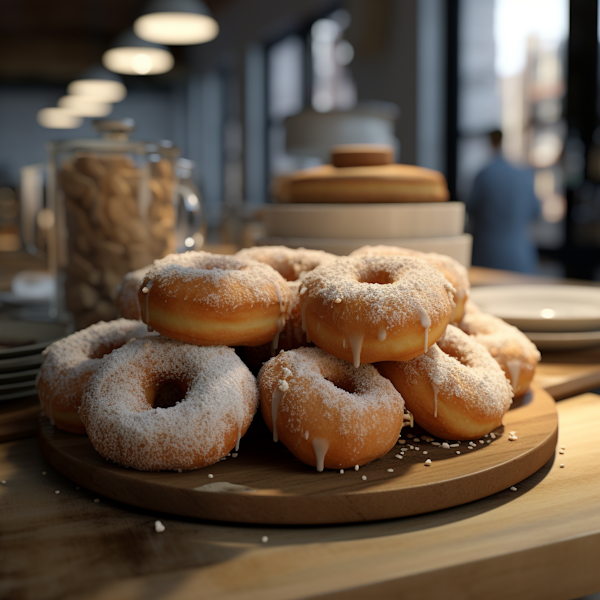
1,393,599,600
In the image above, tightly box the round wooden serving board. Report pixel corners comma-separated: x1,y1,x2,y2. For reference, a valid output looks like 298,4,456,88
38,384,558,525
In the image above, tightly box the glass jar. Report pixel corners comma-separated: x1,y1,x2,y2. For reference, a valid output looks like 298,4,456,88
47,119,204,329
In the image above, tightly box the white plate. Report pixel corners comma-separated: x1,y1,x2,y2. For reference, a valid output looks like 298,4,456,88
524,330,600,351
470,285,600,332
0,321,65,358
0,354,44,374
256,233,473,266
261,202,466,239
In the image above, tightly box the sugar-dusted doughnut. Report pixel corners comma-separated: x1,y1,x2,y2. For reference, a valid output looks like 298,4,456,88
258,347,405,471
115,265,152,320
459,301,540,397
377,325,513,440
138,251,290,347
301,255,456,366
236,246,337,351
289,163,449,203
36,319,150,434
350,245,470,322
79,337,259,471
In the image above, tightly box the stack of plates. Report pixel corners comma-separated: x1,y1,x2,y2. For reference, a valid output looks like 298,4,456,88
470,285,600,351
0,322,65,402
258,203,472,266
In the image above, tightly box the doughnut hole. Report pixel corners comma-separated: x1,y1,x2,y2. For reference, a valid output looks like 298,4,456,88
324,375,357,395
145,376,189,409
89,340,129,360
358,269,394,285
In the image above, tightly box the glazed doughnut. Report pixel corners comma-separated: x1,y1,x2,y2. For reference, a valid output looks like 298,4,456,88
138,251,291,347
377,325,513,440
236,246,337,350
301,255,456,366
115,265,152,320
350,245,470,322
289,163,449,203
36,319,150,434
79,337,259,471
258,347,405,470
459,301,541,397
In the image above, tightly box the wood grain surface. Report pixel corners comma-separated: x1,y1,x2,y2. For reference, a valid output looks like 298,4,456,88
0,395,39,442
1,393,599,600
37,385,557,525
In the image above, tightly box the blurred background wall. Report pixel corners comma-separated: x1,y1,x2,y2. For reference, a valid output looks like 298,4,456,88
1,0,600,278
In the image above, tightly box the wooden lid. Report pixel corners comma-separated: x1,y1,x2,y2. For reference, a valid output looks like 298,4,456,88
331,144,395,168
289,163,450,203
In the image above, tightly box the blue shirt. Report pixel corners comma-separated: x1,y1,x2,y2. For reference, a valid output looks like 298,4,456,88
467,156,541,273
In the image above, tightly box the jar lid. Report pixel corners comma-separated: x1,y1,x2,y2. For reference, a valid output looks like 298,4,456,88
48,118,179,158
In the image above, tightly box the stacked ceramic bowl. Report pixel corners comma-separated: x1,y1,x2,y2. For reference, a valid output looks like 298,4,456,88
258,145,472,266
0,321,65,403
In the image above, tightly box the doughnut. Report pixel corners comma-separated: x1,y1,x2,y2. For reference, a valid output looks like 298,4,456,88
258,347,405,470
331,144,394,168
377,325,513,440
115,265,152,320
79,337,259,471
289,164,449,203
350,245,470,322
301,255,456,366
236,246,337,350
459,301,541,397
138,251,291,347
36,319,150,434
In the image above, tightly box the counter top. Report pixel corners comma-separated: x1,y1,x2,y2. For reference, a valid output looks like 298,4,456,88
1,393,600,600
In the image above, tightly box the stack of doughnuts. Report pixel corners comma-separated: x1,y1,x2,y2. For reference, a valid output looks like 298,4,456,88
39,244,539,474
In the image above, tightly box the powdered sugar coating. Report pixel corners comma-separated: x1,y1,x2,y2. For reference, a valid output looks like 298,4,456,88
350,245,469,306
115,265,152,320
459,301,541,365
459,301,540,395
236,246,337,282
37,319,151,431
142,251,289,312
302,255,456,328
80,337,259,471
258,347,405,468
402,325,513,417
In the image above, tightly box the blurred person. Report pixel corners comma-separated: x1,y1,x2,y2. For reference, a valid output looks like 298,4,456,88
467,130,541,273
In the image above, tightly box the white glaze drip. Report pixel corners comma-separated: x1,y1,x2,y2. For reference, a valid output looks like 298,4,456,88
506,359,522,393
271,282,286,354
432,383,439,418
348,332,365,368
271,388,284,442
312,437,329,472
378,328,387,341
403,411,414,428
144,280,154,332
416,304,431,353
304,430,309,440
301,301,310,343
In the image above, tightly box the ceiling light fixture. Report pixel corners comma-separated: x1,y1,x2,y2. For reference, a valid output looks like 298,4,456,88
57,96,113,118
68,66,127,103
134,0,219,45
102,30,174,76
37,108,83,129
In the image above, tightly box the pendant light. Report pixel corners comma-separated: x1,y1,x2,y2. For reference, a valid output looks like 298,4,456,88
37,108,83,129
102,30,174,76
57,96,113,118
68,67,127,103
134,0,219,45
